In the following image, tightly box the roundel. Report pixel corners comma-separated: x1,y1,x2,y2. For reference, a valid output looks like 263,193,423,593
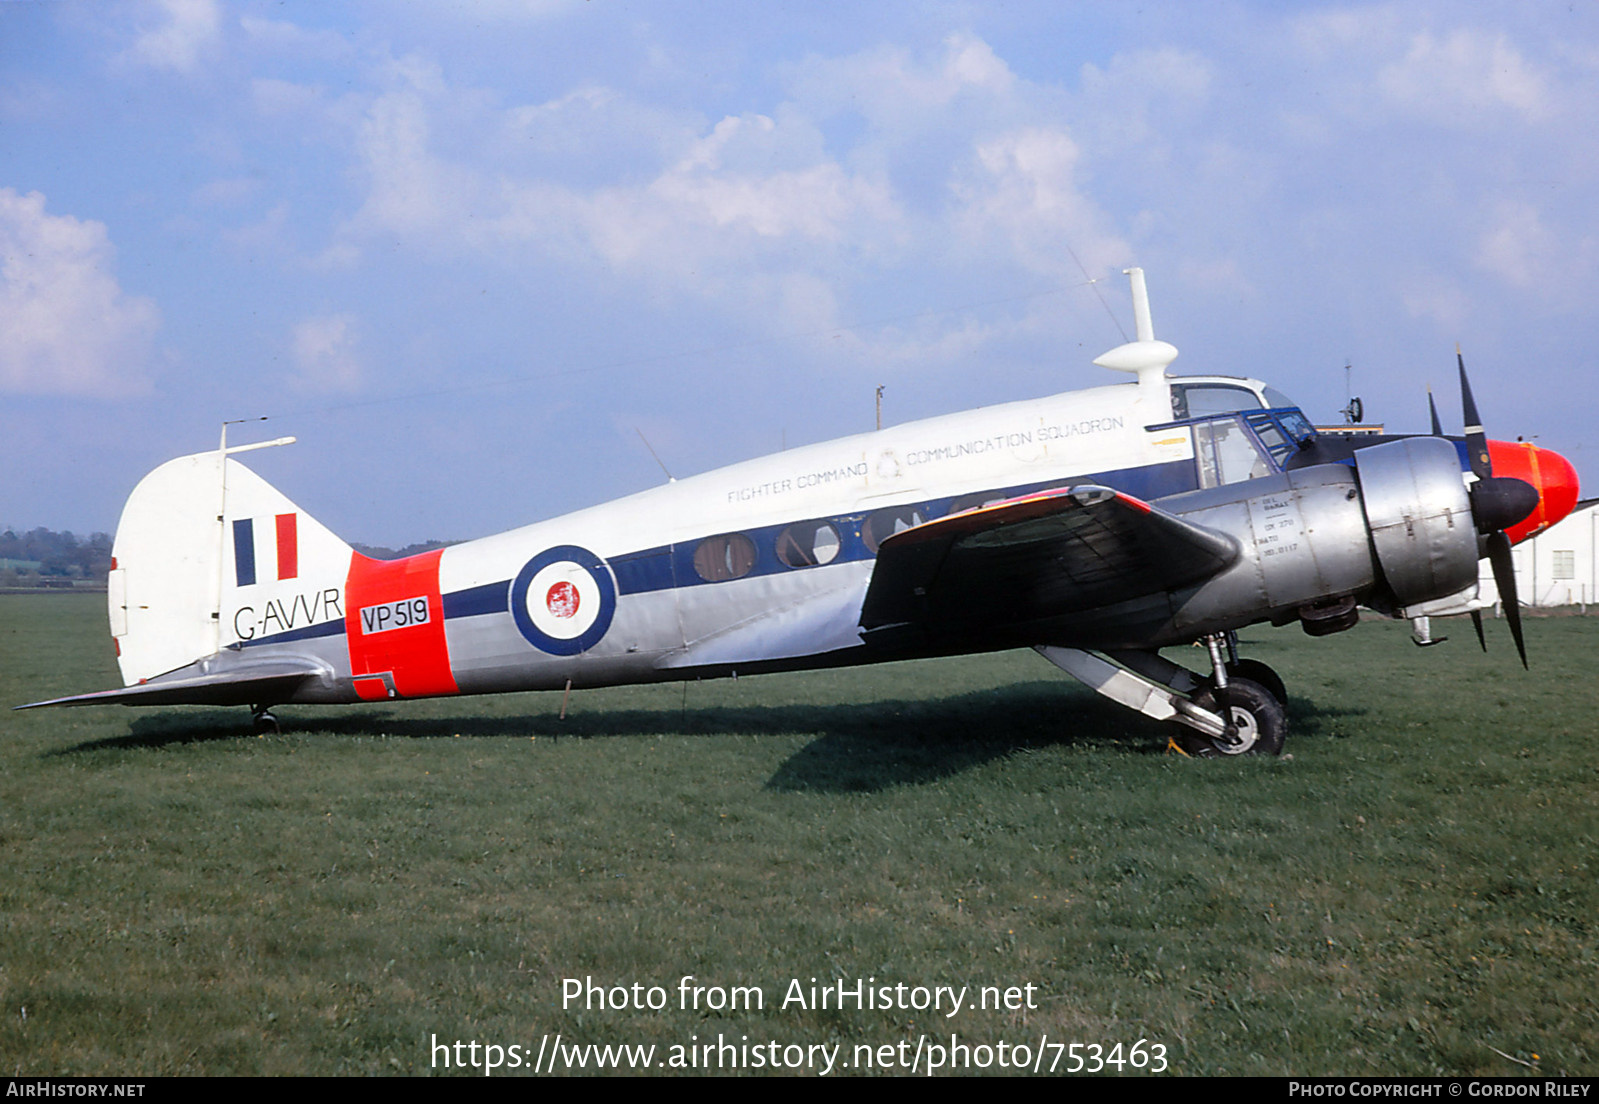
509,545,617,656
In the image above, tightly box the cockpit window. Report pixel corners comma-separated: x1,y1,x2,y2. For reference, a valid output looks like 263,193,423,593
1171,383,1265,420
1247,415,1291,459
1194,417,1273,488
1262,386,1298,410
1275,409,1316,445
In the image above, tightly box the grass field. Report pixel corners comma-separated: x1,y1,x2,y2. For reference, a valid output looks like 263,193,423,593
2,593,1595,1076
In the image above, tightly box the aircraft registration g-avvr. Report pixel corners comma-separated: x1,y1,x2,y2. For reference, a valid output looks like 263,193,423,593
21,270,1581,756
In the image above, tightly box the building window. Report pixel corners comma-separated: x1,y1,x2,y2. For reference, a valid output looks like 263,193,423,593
1553,550,1576,580
693,533,757,582
775,520,842,568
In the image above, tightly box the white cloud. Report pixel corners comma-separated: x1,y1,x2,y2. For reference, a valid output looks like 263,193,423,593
953,128,1130,277
1399,270,1470,331
289,314,362,393
0,189,159,397
788,32,1017,129
1475,200,1556,287
251,77,326,119
332,67,901,274
647,114,897,241
121,0,221,74
1378,29,1550,123
238,15,353,60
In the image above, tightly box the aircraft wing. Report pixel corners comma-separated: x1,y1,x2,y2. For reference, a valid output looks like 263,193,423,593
859,485,1239,645
15,655,332,710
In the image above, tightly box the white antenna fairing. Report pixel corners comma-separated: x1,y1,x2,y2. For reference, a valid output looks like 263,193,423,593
1128,266,1155,342
1093,267,1177,418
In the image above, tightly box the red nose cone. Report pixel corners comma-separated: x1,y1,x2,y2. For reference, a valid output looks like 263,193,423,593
1485,440,1582,544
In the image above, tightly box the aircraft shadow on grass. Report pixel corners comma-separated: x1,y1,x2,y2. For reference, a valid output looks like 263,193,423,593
51,682,1367,792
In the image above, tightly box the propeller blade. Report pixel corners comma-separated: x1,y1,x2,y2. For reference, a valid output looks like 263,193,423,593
1428,388,1443,436
1470,609,1487,652
1486,530,1527,669
1458,347,1493,479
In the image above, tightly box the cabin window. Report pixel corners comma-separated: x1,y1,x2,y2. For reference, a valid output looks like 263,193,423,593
693,533,757,582
948,491,1007,515
775,519,842,568
861,505,927,554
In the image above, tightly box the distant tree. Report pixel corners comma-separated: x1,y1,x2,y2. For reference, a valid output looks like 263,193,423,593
352,540,458,561
0,527,115,582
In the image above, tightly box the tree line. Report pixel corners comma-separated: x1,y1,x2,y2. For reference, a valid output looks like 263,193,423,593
1,527,113,583
0,527,452,587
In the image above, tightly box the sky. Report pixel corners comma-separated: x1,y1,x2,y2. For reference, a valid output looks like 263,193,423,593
3,0,1596,547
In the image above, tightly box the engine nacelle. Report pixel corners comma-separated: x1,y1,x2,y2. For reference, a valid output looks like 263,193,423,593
1353,437,1479,610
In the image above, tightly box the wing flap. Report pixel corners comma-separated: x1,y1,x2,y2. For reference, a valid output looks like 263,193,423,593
859,485,1238,640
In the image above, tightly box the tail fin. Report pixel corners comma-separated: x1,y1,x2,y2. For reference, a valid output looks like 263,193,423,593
110,450,352,685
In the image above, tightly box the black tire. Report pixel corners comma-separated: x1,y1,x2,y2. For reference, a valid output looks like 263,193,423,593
1181,677,1287,758
1221,659,1287,708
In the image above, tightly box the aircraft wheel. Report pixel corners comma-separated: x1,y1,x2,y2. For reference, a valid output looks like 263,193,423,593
1219,659,1287,708
1182,678,1286,758
251,709,279,736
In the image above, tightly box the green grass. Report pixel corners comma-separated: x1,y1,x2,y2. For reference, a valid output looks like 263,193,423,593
2,594,1596,1076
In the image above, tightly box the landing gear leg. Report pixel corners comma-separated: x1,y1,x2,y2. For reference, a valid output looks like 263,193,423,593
1209,630,1288,706
1034,642,1287,758
251,705,279,736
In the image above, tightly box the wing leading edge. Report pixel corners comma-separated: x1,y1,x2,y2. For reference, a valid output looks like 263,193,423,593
859,485,1240,647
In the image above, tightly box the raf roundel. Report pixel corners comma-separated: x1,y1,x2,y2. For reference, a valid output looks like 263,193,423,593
509,545,617,656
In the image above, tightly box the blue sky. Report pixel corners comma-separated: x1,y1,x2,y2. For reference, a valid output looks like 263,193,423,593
3,0,1595,546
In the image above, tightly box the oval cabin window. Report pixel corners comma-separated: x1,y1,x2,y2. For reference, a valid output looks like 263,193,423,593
693,533,758,582
775,520,842,568
861,506,926,555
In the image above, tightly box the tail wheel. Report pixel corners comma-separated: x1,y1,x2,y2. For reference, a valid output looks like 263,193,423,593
1182,677,1286,757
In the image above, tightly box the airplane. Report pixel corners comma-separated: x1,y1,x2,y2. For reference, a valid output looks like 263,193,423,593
18,269,1581,757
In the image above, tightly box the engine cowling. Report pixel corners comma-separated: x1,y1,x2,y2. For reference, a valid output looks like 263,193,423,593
1353,437,1479,610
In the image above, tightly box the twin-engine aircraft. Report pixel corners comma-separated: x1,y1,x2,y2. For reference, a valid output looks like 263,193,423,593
21,271,1580,756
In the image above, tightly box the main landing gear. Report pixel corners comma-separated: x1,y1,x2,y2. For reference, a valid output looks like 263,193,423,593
250,704,279,736
1035,632,1286,757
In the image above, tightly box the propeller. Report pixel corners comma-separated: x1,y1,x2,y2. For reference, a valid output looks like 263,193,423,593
1456,348,1536,668
1431,383,1490,651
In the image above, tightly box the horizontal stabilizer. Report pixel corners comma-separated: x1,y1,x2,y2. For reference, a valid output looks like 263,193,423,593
16,656,332,710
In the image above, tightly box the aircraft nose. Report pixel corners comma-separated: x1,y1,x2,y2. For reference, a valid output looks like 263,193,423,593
1485,440,1581,544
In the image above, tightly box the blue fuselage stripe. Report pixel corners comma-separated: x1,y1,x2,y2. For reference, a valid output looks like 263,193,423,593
240,456,1200,649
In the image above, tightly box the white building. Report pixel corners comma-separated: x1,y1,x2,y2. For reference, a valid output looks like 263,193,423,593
1478,499,1599,609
